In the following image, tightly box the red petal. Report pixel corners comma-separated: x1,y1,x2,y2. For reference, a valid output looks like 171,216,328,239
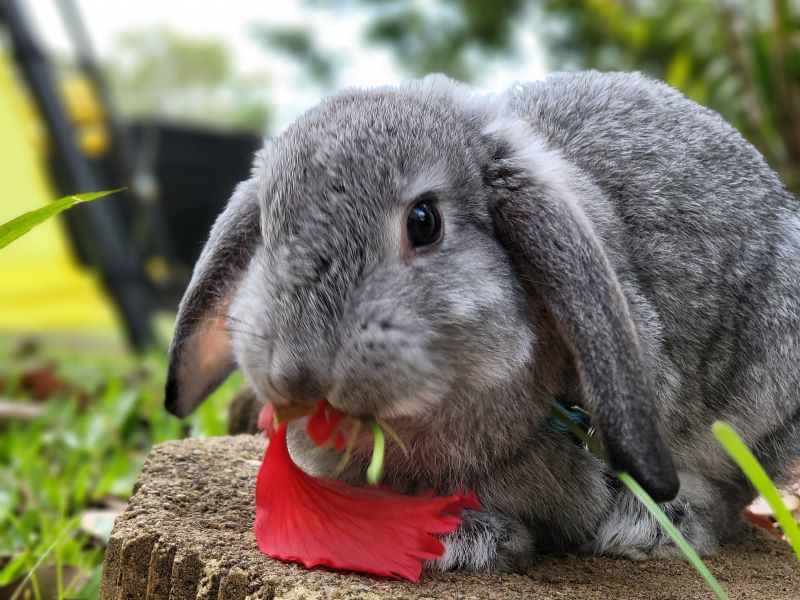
333,432,346,451
254,423,480,582
306,399,344,447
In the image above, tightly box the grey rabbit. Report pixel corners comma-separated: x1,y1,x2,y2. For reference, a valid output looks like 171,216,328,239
165,71,800,571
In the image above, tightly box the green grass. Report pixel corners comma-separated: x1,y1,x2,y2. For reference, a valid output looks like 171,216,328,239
0,336,243,599
712,421,800,559
616,472,729,600
551,403,730,600
3,334,797,599
553,404,800,600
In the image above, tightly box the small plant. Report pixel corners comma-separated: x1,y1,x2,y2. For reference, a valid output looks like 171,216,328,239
0,344,241,599
0,189,120,250
712,421,800,559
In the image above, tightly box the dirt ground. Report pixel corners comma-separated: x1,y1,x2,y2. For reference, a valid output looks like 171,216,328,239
101,435,800,600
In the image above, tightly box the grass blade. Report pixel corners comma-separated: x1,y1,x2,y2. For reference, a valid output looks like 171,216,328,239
712,420,800,560
618,472,729,599
8,524,69,600
551,404,729,600
0,189,122,250
365,418,385,486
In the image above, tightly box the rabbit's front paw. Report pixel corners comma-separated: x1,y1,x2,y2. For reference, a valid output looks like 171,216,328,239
591,474,729,559
426,509,533,572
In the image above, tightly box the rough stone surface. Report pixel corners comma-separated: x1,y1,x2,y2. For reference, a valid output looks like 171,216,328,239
101,435,800,599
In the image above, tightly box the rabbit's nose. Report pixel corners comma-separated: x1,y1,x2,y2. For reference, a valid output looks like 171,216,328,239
268,355,328,406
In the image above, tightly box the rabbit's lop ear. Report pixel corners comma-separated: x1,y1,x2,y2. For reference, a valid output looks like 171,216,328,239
485,121,679,502
165,173,263,417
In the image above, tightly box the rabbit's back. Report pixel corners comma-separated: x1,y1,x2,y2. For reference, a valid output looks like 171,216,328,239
505,71,800,478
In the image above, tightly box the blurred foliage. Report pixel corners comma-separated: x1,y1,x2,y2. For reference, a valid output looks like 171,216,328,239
104,28,272,132
297,0,800,194
0,339,242,598
254,0,526,85
538,0,800,195
358,0,525,82
250,25,338,87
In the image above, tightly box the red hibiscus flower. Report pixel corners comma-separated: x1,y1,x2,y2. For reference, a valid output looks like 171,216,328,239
306,399,346,451
253,402,480,582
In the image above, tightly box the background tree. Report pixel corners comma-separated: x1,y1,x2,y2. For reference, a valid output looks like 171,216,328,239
105,28,272,132
538,0,800,194
360,0,525,82
287,0,799,195
249,25,338,88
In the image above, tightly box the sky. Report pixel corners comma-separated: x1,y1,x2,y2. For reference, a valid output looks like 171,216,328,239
22,0,548,131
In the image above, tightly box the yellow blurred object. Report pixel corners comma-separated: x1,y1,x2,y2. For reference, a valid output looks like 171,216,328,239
77,122,109,157
60,74,109,157
60,75,103,123
0,50,118,332
145,255,170,284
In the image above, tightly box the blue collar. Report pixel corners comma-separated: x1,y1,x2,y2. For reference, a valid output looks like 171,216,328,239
548,396,592,444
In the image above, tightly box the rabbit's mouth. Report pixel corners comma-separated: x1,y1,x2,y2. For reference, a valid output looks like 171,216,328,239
269,401,320,423
263,399,404,485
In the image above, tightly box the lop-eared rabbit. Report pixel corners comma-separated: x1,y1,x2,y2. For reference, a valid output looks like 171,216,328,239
165,71,800,570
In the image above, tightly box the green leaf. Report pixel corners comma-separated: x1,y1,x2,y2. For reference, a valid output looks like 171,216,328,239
712,421,800,560
0,189,122,250
550,404,729,600
365,418,385,486
665,52,693,89
0,551,30,585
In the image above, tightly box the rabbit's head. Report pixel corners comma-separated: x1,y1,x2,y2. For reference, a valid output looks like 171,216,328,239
166,76,678,501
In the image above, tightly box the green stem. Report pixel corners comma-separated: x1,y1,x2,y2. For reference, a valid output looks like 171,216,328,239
618,472,728,599
365,418,385,486
333,419,362,476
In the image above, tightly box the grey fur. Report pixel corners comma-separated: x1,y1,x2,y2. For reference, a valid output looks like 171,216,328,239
165,71,800,570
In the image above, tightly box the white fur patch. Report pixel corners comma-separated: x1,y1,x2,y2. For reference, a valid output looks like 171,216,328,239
482,115,598,234
402,74,501,123
591,472,720,559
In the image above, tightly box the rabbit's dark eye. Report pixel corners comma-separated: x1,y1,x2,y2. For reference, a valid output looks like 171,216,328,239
407,200,442,248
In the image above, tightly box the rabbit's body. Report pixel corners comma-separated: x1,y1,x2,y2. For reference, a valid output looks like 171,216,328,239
493,72,800,563
166,71,800,571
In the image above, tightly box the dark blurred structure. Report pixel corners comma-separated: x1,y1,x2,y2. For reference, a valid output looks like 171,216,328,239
125,121,262,300
0,0,262,348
